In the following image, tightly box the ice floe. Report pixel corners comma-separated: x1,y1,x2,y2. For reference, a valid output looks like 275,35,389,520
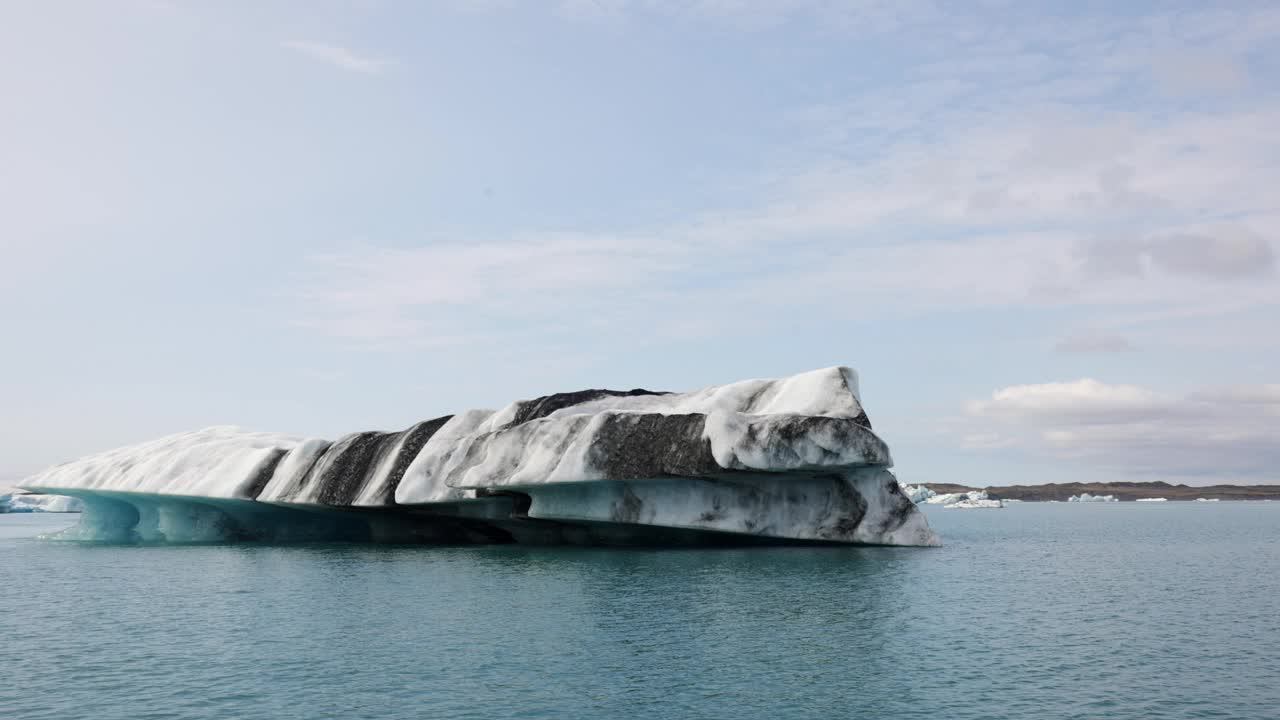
0,492,83,513
1068,493,1118,503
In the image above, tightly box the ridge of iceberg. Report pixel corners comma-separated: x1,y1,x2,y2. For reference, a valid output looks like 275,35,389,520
21,366,938,547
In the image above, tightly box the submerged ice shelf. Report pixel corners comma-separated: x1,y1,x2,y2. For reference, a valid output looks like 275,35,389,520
20,367,938,547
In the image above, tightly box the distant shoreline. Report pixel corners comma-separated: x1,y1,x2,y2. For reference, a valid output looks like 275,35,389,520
923,482,1280,502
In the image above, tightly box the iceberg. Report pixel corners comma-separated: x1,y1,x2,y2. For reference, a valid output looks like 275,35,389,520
20,367,939,547
1068,493,1118,502
1195,498,1221,502
896,481,936,504
0,492,83,513
1135,497,1168,502
943,497,1004,509
924,489,1002,508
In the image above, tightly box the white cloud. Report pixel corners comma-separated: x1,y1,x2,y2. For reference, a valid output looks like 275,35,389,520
281,41,392,74
968,380,1181,424
966,379,1280,481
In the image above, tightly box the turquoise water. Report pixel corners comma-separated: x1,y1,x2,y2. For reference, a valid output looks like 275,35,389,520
3,503,1278,719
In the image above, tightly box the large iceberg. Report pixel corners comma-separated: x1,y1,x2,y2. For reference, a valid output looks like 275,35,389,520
20,367,939,547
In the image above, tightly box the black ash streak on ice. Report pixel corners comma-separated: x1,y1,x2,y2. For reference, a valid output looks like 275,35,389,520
20,367,939,547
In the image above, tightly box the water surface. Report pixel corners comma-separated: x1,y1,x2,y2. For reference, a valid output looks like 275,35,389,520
2,504,1277,719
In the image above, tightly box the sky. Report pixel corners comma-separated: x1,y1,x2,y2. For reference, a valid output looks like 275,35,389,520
2,0,1278,489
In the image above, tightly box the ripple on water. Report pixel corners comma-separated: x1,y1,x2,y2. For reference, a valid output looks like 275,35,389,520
2,504,1279,719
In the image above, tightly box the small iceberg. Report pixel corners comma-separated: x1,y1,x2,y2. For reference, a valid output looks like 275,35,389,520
928,489,1003,509
1195,498,1221,502
944,498,1004,509
0,492,83,513
1068,493,1118,503
898,483,936,504
1136,497,1168,502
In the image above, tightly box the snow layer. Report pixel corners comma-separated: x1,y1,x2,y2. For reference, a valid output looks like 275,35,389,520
22,427,300,500
394,366,880,502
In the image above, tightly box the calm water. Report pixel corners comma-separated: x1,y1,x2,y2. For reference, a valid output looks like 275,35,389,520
2,503,1278,720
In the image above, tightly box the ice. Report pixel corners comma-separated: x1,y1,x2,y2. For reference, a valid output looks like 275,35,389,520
0,492,83,513
20,366,938,547
923,489,1003,508
898,483,936,504
1195,498,1221,502
943,498,1004,509
1068,493,1118,502
1136,497,1168,502
22,426,302,500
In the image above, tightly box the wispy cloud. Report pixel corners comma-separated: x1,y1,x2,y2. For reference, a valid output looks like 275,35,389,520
283,1,1280,355
281,40,392,74
1054,334,1135,354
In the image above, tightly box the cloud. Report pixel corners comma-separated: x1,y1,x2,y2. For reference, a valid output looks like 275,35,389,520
1075,228,1276,283
281,41,392,74
1054,333,1135,354
1147,230,1276,279
968,379,1181,425
1150,51,1249,96
283,2,1280,347
287,234,685,342
966,379,1280,481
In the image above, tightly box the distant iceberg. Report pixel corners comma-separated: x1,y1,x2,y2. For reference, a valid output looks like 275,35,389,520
0,492,83,513
19,367,939,547
1195,498,1221,502
897,482,936,504
1135,497,1168,502
893,481,1004,507
927,489,1003,509
944,497,1004,509
1068,493,1118,503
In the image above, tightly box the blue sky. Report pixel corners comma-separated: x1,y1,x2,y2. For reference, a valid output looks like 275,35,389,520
3,0,1278,488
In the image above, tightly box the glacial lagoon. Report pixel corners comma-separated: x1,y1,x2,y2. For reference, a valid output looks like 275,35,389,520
3,502,1278,720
